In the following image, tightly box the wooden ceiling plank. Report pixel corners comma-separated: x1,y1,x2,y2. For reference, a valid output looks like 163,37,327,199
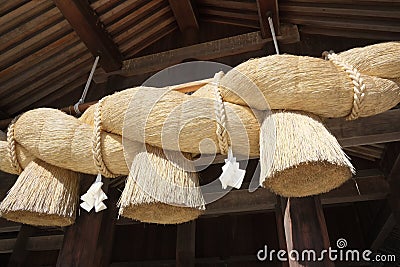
0,0,29,17
119,24,299,76
168,0,199,32
0,0,53,35
200,17,260,29
6,63,94,114
256,0,280,38
124,24,178,58
0,42,86,96
281,16,400,32
0,52,92,106
198,8,259,21
0,32,78,85
99,0,145,25
29,77,89,110
120,16,177,53
90,0,120,14
299,26,400,40
280,4,400,20
197,0,258,12
0,20,71,70
113,5,172,44
0,7,63,52
54,0,122,72
107,0,165,34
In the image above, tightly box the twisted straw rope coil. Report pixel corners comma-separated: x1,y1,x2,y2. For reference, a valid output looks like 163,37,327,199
218,42,400,117
0,42,398,177
7,117,23,174
93,97,118,178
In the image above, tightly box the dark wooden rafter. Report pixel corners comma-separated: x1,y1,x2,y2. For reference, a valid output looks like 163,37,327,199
168,0,198,32
53,0,122,72
168,0,199,45
256,0,280,38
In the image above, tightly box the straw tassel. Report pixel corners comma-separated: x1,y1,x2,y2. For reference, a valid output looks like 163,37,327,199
118,144,204,224
0,159,79,226
260,110,355,197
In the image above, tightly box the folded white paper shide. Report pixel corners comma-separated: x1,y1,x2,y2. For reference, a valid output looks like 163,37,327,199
218,148,246,190
80,173,108,212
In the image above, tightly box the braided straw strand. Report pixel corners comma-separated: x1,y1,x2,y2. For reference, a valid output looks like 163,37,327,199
327,53,366,120
212,71,230,155
93,97,117,178
7,116,23,174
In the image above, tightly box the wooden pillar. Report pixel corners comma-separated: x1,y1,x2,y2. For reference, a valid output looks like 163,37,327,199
57,175,116,267
176,220,196,267
276,197,289,267
8,225,36,267
284,196,334,267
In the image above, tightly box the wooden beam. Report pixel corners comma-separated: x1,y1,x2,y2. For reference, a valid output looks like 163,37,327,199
53,0,122,72
7,225,36,267
256,0,280,38
275,196,289,267
57,175,109,267
284,196,334,267
203,187,277,216
325,109,400,147
114,24,299,78
0,235,64,254
176,221,196,267
116,170,388,226
168,0,198,32
203,170,387,217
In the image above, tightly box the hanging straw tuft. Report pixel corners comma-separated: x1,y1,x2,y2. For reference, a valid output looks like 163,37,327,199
260,111,354,197
119,144,204,224
0,159,79,226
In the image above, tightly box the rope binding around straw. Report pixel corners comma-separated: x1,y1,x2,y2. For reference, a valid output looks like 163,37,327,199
93,97,118,178
7,116,23,174
324,51,366,120
211,71,230,155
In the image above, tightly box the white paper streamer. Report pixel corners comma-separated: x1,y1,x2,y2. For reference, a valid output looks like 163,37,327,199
218,148,246,189
80,173,108,212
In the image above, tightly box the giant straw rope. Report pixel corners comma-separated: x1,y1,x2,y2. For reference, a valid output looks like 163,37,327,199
0,42,398,178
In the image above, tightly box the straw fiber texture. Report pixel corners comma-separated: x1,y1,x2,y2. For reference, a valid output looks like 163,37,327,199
119,145,204,224
0,159,79,226
0,42,396,198
260,111,354,197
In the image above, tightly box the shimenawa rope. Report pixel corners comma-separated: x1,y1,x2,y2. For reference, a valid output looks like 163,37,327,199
7,116,22,174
